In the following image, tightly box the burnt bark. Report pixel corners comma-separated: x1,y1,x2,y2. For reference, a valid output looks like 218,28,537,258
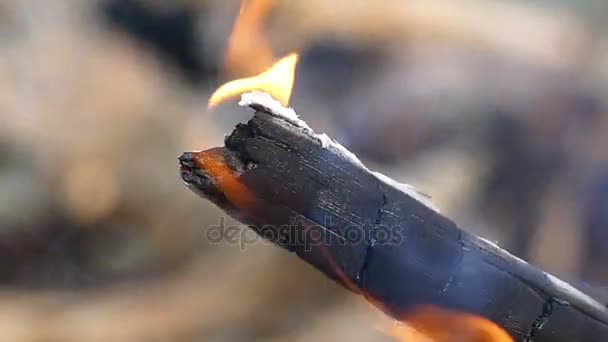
180,109,608,342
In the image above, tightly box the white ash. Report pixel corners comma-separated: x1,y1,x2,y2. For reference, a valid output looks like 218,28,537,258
371,171,438,212
239,92,310,129
477,236,607,314
545,273,607,313
314,133,368,170
238,92,438,212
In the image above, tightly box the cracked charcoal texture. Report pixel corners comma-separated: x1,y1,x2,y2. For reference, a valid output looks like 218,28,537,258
189,111,608,342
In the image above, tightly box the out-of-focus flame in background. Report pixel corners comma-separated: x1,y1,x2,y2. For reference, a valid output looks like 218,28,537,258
224,0,274,76
208,0,298,108
387,306,513,342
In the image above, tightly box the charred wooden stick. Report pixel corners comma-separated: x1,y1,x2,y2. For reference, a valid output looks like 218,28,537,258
180,92,608,341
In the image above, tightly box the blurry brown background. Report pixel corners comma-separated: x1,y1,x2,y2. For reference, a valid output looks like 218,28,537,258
1,0,608,340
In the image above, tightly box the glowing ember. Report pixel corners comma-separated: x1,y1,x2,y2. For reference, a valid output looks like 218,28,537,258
187,149,256,211
209,53,299,108
386,306,513,342
209,0,299,108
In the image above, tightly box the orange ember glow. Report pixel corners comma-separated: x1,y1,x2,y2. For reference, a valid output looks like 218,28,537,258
386,306,513,342
209,0,299,108
190,150,256,211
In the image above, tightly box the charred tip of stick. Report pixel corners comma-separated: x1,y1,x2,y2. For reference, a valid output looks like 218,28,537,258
224,122,257,159
179,120,256,191
178,151,205,186
179,149,236,210
178,152,197,174
179,150,220,186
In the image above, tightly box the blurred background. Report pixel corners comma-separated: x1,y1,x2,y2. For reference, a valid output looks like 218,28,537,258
1,0,608,340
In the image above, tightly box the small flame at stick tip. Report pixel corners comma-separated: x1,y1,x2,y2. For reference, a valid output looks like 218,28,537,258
209,0,299,109
208,53,299,109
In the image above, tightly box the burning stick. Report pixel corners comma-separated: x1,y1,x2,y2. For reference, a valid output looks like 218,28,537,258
183,0,607,340
180,92,608,341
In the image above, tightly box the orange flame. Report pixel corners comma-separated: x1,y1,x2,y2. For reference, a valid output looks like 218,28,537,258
386,306,513,342
209,0,299,108
209,53,299,108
